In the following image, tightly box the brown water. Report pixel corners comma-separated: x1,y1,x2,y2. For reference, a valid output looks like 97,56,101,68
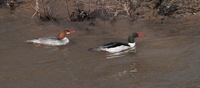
0,8,200,88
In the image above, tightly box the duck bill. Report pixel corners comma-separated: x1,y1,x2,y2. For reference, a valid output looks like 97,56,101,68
138,33,144,37
69,30,75,34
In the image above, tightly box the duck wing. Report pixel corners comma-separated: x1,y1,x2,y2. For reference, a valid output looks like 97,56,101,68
26,36,57,43
101,42,129,48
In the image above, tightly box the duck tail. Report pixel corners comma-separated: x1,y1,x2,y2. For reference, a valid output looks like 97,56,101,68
25,39,38,43
26,40,32,43
88,47,101,52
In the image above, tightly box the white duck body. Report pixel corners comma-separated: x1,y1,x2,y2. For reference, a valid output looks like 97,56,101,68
26,37,69,46
99,42,136,53
26,30,75,46
90,32,143,53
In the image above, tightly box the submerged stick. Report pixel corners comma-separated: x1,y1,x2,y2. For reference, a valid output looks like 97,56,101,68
88,0,91,12
65,0,71,20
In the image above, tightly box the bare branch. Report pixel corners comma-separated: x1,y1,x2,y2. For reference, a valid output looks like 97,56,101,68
32,0,39,18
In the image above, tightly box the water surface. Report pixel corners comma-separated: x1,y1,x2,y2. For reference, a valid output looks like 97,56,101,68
0,8,200,88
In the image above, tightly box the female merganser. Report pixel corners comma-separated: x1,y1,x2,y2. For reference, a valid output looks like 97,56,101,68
26,29,75,46
89,32,143,53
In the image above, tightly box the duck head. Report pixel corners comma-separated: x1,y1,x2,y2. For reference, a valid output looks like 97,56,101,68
128,32,143,43
57,29,75,40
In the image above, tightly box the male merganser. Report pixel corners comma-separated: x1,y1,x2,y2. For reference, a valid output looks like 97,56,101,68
89,32,143,53
26,29,75,46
